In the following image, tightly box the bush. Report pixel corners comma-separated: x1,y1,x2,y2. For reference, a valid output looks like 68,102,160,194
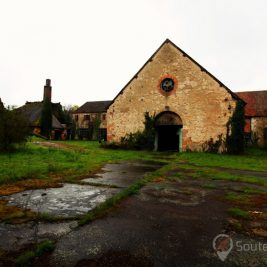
0,102,30,152
120,112,156,150
103,112,156,151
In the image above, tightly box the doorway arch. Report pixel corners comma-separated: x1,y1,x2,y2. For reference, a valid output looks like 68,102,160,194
154,111,183,152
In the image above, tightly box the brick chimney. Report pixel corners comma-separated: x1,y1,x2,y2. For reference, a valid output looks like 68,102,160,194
43,79,52,102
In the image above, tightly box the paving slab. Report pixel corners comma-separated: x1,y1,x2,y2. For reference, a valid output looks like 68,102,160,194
0,221,78,252
4,184,120,218
3,161,163,219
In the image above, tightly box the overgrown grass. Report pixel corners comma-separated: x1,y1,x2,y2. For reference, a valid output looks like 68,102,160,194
0,141,159,185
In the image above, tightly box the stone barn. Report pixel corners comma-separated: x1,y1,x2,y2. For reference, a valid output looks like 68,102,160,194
106,39,244,151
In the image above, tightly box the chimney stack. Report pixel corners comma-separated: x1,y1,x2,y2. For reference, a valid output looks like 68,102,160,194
43,79,52,102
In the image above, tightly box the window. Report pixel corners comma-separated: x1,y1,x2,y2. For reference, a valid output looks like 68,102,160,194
84,114,90,121
161,78,175,93
102,114,106,121
75,115,78,121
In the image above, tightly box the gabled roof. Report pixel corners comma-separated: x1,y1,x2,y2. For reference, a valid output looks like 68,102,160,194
17,101,64,128
108,39,243,108
236,91,267,117
52,115,64,129
73,101,112,113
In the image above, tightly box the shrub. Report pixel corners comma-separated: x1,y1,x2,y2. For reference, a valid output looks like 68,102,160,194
120,112,156,150
102,112,156,150
0,101,30,152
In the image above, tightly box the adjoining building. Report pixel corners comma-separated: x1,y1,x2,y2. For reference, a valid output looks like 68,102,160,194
17,79,69,140
236,91,267,147
72,101,111,140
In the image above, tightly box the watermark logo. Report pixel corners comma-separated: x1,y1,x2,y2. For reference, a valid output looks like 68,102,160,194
213,234,233,261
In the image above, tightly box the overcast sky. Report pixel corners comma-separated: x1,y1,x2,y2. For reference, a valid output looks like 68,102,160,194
0,0,267,107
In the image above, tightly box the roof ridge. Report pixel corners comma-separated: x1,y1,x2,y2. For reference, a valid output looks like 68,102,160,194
107,39,243,108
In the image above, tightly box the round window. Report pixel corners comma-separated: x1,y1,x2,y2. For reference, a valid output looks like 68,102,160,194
160,78,175,93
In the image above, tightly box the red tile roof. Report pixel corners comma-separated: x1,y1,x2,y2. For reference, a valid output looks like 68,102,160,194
236,91,267,117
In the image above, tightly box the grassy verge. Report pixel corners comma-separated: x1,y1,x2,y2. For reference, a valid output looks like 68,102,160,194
170,164,267,186
175,148,267,172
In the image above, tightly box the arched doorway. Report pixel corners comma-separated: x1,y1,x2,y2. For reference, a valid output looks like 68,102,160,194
155,111,183,152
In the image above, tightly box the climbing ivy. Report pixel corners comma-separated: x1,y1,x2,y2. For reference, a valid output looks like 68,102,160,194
226,100,245,154
40,98,52,138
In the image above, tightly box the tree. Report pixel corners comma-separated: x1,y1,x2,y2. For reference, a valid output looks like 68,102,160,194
0,100,30,152
226,100,245,154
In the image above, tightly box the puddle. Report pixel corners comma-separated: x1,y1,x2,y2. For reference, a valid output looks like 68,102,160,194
3,161,164,219
0,160,164,255
82,161,165,188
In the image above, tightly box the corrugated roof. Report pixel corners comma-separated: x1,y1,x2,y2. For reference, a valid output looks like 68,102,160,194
236,91,267,117
73,101,112,113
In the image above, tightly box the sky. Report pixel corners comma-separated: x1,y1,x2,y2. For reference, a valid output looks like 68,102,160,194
0,0,267,107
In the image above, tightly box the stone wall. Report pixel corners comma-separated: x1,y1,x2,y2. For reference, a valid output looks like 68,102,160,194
73,112,107,128
251,117,267,147
107,41,237,151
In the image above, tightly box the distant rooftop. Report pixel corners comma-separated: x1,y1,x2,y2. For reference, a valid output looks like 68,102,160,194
73,101,112,113
236,91,267,117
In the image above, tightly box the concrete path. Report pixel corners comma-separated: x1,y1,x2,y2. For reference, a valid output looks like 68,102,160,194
0,160,163,255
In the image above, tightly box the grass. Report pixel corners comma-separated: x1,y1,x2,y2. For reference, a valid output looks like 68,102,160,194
0,140,159,185
175,148,267,172
172,163,267,186
228,207,251,220
15,240,55,265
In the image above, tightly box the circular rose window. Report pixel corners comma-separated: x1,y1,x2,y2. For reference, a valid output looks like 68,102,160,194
158,75,177,96
160,78,175,93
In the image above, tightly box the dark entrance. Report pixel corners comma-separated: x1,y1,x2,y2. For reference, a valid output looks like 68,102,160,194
155,111,183,152
157,125,181,151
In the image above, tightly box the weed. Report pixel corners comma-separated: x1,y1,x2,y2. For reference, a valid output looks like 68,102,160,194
15,240,55,265
202,183,217,189
79,164,170,225
15,250,35,265
228,208,251,220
